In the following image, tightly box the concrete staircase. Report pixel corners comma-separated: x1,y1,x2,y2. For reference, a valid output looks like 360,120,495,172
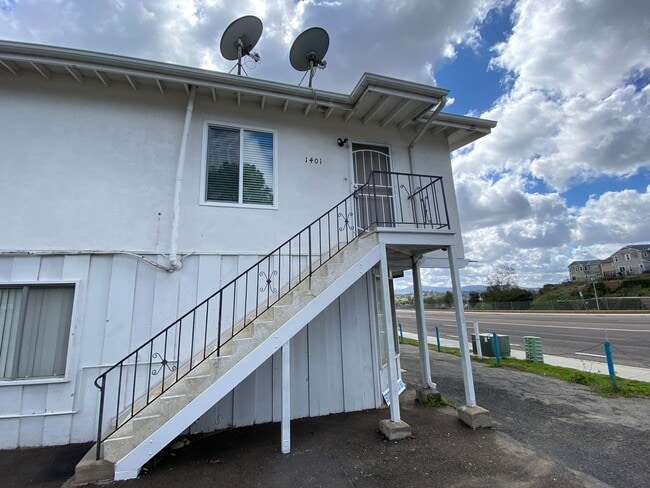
73,232,381,483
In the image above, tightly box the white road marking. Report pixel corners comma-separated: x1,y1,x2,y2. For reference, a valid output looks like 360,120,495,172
398,315,650,333
575,352,606,358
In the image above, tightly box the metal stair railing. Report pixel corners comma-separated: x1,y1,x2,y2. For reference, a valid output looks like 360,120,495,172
93,171,450,459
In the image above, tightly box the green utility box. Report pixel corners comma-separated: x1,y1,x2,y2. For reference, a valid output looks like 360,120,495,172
524,336,544,363
471,333,511,357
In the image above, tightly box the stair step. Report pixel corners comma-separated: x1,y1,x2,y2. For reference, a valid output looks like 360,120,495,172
73,444,114,485
89,233,381,477
132,414,163,433
157,393,190,412
103,434,136,462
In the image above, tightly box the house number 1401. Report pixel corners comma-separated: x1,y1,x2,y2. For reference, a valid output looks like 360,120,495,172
305,157,323,164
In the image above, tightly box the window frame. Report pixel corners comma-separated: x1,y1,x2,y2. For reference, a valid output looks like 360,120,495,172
200,120,279,210
0,281,78,386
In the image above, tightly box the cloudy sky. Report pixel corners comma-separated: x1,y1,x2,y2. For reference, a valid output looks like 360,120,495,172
1,0,648,288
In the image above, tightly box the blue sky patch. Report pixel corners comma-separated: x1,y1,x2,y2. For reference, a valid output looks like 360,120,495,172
562,169,650,207
435,3,514,115
0,0,16,13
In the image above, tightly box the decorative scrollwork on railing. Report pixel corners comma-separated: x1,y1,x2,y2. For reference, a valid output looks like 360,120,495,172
259,269,278,293
399,183,422,200
151,352,177,376
338,211,354,231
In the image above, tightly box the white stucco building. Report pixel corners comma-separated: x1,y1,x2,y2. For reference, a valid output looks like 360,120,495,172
0,41,496,481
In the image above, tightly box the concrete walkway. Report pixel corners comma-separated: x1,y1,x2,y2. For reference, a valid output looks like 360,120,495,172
401,331,650,382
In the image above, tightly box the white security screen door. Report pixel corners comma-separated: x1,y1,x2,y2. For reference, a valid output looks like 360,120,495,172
352,143,394,232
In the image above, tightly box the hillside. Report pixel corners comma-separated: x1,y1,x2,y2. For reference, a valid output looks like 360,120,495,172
535,275,650,302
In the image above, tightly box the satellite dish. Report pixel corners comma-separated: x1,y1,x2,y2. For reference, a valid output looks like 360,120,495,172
220,15,263,75
290,27,329,87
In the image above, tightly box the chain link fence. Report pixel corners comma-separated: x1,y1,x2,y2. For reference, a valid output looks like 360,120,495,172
466,296,647,311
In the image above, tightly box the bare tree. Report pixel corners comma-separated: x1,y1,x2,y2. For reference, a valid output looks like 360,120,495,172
486,264,517,292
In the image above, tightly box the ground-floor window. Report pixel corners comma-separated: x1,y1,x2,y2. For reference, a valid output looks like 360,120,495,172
0,284,74,380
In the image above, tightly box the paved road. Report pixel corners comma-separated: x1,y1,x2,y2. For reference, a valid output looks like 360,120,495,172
396,309,650,369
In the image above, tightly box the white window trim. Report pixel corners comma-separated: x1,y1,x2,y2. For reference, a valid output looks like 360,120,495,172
199,120,279,210
0,280,79,386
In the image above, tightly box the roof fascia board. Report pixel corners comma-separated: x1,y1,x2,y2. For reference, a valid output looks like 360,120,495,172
0,41,352,107
434,112,497,131
0,42,498,134
351,72,448,103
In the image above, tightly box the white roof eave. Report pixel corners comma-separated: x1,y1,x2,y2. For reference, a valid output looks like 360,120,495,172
0,41,497,147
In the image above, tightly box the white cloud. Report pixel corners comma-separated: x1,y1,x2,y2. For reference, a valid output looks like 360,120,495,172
572,186,650,245
1,0,647,289
456,171,532,229
491,0,650,99
457,0,650,191
445,0,650,287
0,0,503,91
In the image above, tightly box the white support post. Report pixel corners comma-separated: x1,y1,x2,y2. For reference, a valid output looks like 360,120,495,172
473,321,482,359
379,243,401,422
447,245,477,408
281,342,291,454
412,259,436,389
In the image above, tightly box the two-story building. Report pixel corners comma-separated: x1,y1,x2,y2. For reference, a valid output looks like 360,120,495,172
604,245,650,278
568,260,604,281
0,41,496,482
569,245,650,281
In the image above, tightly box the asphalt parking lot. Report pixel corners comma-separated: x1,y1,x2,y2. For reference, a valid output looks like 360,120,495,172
2,344,648,487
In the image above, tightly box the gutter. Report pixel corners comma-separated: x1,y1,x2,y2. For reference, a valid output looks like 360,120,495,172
168,85,197,270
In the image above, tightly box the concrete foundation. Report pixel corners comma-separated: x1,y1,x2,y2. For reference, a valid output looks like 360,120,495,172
416,387,442,404
457,405,492,429
378,419,412,441
66,446,114,486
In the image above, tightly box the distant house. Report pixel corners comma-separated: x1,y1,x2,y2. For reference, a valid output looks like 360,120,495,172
567,259,604,281
603,244,650,278
569,244,650,281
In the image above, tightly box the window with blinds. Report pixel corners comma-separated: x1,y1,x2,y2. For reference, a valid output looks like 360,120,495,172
0,284,75,381
205,125,275,206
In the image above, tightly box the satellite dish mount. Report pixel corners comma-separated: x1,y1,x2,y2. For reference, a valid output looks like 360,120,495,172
220,16,263,76
290,27,330,88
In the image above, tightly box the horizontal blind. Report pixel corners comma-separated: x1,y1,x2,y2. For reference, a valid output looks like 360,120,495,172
206,126,240,203
242,130,274,205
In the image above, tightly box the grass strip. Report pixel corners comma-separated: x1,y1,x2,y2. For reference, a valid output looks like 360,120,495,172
400,337,650,398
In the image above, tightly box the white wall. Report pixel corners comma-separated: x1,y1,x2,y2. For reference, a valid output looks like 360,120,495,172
0,70,465,448
189,275,380,433
0,253,380,448
0,71,461,256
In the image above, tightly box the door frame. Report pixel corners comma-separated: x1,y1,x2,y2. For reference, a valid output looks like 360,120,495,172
347,141,397,230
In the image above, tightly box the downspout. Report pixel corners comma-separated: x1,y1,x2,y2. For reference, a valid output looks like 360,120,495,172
407,95,447,173
168,85,197,271
408,96,446,389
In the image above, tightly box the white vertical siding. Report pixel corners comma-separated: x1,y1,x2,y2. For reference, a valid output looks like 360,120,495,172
189,274,380,435
0,254,381,447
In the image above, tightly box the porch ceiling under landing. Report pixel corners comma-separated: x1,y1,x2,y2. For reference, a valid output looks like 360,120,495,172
368,227,456,273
